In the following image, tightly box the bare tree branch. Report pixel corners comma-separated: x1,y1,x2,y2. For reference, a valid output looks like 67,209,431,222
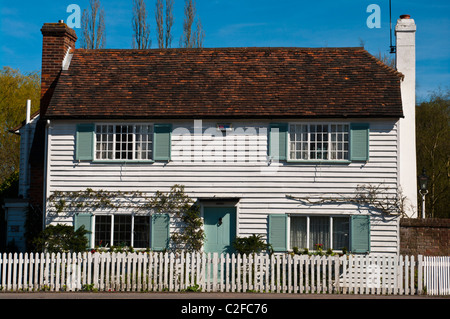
180,0,204,48
156,0,173,48
165,0,174,48
286,184,407,216
132,0,151,49
81,0,106,49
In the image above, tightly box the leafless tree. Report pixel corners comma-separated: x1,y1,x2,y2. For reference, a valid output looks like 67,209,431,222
80,0,106,49
180,0,204,48
132,0,151,49
156,0,174,48
193,18,204,48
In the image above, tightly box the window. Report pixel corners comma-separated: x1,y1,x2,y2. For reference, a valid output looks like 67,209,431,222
94,215,150,249
289,124,349,161
114,215,132,246
289,216,350,251
95,124,153,161
94,215,112,247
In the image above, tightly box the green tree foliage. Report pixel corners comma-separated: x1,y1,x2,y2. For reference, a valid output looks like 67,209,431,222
0,66,40,184
416,89,450,218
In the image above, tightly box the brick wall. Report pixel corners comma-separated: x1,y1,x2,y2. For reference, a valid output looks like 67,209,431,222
400,218,450,256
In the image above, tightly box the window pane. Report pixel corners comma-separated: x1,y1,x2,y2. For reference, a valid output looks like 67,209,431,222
95,215,111,247
290,216,307,249
289,124,308,160
135,125,153,160
96,125,113,160
333,217,349,250
330,124,349,160
310,125,328,160
309,216,330,250
134,216,150,248
113,215,132,246
115,125,133,160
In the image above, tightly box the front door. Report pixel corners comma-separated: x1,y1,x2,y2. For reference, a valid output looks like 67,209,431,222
204,206,236,254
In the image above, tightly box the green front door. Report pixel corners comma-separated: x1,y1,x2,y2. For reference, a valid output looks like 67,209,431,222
204,206,236,254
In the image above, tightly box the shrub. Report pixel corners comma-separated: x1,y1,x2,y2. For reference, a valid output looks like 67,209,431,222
232,234,272,255
33,224,89,253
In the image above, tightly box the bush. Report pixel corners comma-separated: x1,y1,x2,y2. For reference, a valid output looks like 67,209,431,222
33,224,89,253
232,234,272,255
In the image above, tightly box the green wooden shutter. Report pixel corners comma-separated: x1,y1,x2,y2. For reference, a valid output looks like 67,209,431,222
268,214,287,252
350,215,371,253
153,124,172,161
350,123,369,162
75,123,95,161
269,123,288,161
74,213,93,249
151,213,170,251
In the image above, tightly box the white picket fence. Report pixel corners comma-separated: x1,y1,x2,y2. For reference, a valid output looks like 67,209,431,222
0,252,449,295
423,256,450,296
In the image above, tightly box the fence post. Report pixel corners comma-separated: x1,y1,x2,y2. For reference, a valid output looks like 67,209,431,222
417,255,423,295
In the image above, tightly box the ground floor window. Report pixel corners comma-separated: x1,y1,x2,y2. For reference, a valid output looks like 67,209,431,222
94,214,150,248
290,215,349,251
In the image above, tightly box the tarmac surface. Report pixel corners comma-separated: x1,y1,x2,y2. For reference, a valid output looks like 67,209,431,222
0,291,446,299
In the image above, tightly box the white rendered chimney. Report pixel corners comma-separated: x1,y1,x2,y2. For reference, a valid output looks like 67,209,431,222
395,15,417,217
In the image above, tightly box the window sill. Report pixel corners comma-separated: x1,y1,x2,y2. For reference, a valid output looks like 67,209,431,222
286,159,351,164
92,160,155,164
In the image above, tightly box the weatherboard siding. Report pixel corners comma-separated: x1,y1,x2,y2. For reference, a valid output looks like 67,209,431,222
45,119,400,254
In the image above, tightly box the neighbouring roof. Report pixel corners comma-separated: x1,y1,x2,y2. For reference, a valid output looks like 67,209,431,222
45,47,404,119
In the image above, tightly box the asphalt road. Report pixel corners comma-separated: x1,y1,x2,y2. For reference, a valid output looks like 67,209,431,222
0,291,446,299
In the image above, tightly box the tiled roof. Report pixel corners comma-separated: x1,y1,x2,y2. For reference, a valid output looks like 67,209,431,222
45,47,404,119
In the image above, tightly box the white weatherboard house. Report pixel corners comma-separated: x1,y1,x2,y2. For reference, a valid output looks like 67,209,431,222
5,16,417,255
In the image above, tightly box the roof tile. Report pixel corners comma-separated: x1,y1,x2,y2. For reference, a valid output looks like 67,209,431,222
45,47,403,119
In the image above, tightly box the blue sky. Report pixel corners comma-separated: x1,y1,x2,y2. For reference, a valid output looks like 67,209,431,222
1,0,449,101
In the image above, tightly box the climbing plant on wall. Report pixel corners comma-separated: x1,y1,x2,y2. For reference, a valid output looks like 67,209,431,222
47,184,204,251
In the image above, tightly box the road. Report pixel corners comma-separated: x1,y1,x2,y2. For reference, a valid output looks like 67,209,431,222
0,291,445,299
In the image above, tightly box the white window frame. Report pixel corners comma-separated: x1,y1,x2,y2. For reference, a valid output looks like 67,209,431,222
92,214,151,249
95,123,154,161
288,215,350,251
288,123,350,162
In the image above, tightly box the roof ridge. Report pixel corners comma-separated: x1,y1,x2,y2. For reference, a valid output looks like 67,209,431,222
73,46,366,53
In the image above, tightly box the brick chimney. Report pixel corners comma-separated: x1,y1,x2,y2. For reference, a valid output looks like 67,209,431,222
40,21,77,116
28,22,77,212
395,15,417,217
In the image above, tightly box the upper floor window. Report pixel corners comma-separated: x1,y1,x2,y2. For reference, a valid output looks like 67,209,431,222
95,124,153,161
289,124,349,161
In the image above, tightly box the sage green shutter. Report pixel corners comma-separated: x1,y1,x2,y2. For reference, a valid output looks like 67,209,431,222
75,123,95,161
153,124,172,161
268,214,287,252
350,123,369,162
74,213,93,248
350,215,370,253
151,214,170,251
269,123,288,161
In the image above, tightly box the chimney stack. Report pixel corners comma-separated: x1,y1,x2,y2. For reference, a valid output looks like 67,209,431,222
28,22,77,209
40,21,77,116
395,15,417,217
